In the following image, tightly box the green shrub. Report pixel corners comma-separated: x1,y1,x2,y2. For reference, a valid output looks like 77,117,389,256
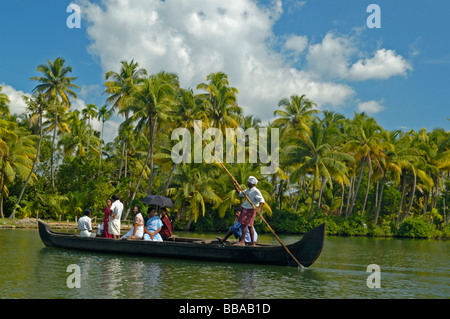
396,218,434,238
369,224,393,237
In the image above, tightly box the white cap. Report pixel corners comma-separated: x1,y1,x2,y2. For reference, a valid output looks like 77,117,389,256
247,176,258,185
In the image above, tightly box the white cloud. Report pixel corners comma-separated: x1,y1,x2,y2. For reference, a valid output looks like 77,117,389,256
78,0,413,123
0,83,31,116
306,33,356,79
357,100,385,114
306,33,412,82
79,0,357,121
348,49,413,81
284,35,308,54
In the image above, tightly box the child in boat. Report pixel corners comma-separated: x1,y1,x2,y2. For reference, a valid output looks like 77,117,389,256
217,208,258,244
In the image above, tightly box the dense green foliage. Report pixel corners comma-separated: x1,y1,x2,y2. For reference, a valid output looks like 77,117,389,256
1,57,449,239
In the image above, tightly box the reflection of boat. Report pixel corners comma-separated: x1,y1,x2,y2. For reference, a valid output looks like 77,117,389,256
38,220,325,268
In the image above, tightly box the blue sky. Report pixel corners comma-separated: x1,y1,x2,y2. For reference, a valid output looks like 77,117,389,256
1,0,449,138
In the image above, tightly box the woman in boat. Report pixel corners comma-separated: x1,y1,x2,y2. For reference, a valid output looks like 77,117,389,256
159,207,173,240
102,199,112,238
143,207,163,241
121,205,144,239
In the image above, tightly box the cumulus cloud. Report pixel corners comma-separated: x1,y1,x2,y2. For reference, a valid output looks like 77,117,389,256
0,83,31,115
306,33,356,79
357,100,385,114
77,0,412,122
306,33,412,82
79,0,357,121
284,35,308,54
348,49,413,81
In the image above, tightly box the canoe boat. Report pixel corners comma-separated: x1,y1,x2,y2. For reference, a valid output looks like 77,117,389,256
37,220,325,267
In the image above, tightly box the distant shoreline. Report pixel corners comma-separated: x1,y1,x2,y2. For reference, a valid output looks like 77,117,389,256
0,217,133,231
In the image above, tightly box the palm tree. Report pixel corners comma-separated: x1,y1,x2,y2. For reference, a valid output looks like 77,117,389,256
0,123,36,218
344,113,383,217
372,129,402,225
0,86,11,117
97,104,113,174
10,94,49,219
104,59,147,179
121,72,178,220
167,163,222,229
30,57,79,190
273,94,319,207
82,103,98,154
161,88,207,196
197,72,242,133
59,110,99,158
285,121,353,217
273,94,319,134
127,72,178,196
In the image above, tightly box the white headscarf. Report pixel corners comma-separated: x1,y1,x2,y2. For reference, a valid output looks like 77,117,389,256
247,176,258,185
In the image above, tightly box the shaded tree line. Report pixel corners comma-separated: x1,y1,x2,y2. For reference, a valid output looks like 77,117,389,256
1,57,449,238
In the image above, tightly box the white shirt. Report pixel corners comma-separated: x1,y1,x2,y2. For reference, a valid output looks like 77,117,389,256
239,187,265,209
110,200,124,220
78,215,93,231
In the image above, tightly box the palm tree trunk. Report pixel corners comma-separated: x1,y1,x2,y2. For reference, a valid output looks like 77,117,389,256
147,116,158,195
345,177,354,217
0,171,5,219
348,161,366,217
361,172,371,217
422,192,429,220
318,177,326,212
51,111,58,191
403,173,417,222
375,180,379,210
118,140,126,180
163,162,178,196
374,175,386,225
118,111,129,181
294,181,302,213
87,118,91,154
10,114,43,219
123,147,151,220
278,179,284,209
339,183,345,216
396,174,407,225
98,120,104,175
309,176,316,218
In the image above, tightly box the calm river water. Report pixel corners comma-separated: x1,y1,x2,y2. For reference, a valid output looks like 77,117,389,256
0,228,448,299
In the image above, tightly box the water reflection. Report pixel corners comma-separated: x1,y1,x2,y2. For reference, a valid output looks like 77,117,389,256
1,229,448,299
36,247,165,298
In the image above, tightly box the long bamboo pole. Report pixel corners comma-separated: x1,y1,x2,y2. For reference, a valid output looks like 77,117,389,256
193,125,305,269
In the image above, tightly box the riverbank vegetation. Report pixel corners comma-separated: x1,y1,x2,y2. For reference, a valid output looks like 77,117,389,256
1,57,449,238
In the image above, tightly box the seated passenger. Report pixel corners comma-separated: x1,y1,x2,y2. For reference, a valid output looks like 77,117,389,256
217,208,258,244
122,205,144,239
143,207,163,241
78,208,96,238
159,207,173,240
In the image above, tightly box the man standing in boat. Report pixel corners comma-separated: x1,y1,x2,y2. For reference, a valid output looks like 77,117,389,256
233,176,265,246
109,194,124,239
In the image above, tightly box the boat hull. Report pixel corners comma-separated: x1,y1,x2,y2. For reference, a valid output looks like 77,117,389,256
38,221,325,267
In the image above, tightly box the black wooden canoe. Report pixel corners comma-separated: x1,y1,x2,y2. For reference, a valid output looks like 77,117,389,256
38,220,325,267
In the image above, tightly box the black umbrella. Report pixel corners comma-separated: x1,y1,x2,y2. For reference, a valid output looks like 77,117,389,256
141,195,174,207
